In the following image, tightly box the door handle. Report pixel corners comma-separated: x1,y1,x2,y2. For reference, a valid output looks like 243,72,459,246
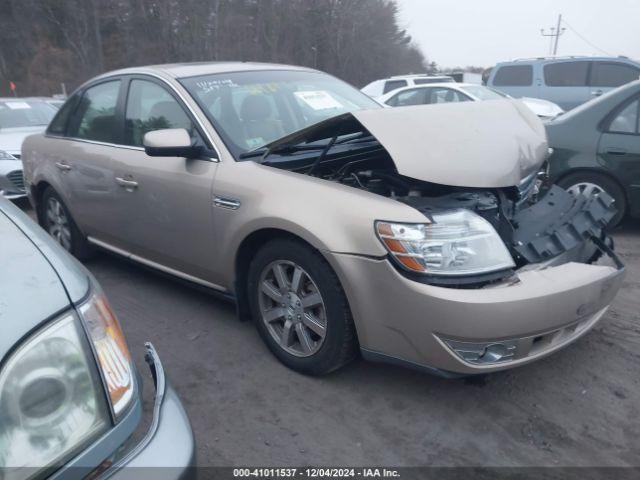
55,162,72,171
115,176,139,189
213,196,241,210
591,89,603,96
606,148,627,156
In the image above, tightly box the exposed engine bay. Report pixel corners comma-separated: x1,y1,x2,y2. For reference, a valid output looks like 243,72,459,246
251,105,617,287
263,147,616,281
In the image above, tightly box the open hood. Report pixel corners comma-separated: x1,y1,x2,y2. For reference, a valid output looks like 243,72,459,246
263,99,548,188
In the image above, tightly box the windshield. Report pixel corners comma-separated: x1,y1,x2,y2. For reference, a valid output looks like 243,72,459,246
180,70,380,159
460,85,507,101
0,100,57,128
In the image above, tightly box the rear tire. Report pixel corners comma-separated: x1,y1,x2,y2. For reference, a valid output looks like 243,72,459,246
40,187,94,260
247,239,358,375
556,172,626,227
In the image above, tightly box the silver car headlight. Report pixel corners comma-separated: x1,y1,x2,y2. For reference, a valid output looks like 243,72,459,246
376,209,515,276
0,312,110,477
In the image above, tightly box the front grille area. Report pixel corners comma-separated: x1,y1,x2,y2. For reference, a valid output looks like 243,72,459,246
7,170,25,192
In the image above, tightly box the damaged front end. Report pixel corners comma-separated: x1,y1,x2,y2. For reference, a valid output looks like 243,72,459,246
253,100,621,287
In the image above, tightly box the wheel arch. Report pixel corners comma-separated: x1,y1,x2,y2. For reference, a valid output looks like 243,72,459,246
233,228,342,322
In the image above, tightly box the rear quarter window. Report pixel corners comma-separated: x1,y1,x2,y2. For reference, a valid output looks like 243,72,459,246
544,61,590,87
383,80,408,94
492,65,533,86
47,94,80,136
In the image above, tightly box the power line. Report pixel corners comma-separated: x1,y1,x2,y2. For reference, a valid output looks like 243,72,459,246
562,18,615,56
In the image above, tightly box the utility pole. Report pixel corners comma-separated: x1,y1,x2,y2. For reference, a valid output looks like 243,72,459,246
540,14,566,56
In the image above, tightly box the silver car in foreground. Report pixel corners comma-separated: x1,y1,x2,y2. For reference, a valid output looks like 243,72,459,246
0,198,195,479
23,62,625,377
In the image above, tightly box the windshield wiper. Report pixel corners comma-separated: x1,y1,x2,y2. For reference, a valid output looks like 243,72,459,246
239,148,269,159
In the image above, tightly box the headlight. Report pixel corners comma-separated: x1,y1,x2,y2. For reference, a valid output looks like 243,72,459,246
376,209,515,276
0,313,110,476
0,150,17,161
79,291,134,418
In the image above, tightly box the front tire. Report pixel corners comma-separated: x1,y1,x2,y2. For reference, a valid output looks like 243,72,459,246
40,187,93,259
247,239,357,375
557,172,626,227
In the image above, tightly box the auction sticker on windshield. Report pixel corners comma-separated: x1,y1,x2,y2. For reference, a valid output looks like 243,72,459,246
294,91,344,110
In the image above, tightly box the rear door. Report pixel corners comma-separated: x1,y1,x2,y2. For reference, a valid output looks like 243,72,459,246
111,76,219,282
541,60,591,110
56,78,126,246
589,60,640,100
598,96,640,204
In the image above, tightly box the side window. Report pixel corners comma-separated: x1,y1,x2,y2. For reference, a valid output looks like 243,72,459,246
608,100,639,134
383,80,408,94
591,62,640,88
125,79,196,147
426,88,471,104
70,81,121,143
387,89,424,107
47,93,81,136
543,61,590,87
492,65,533,87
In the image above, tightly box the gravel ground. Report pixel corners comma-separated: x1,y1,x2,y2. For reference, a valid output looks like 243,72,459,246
19,201,640,467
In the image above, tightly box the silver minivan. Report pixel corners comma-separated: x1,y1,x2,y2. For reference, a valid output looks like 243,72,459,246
487,56,640,110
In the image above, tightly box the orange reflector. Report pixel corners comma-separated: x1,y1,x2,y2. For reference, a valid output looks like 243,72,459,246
397,256,426,272
383,238,406,253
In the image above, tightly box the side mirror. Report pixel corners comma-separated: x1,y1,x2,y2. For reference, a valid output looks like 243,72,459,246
143,128,202,158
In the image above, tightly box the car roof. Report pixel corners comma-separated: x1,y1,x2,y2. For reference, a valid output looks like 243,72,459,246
93,61,317,81
497,56,640,65
381,82,476,98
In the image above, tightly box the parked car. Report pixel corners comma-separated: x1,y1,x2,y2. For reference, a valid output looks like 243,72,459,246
449,71,482,84
0,98,58,158
0,150,26,199
23,63,624,377
0,197,195,479
378,82,564,121
361,74,454,97
546,79,640,226
28,96,66,110
487,56,640,110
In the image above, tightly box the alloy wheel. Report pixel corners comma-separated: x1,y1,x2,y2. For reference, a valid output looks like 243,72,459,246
45,197,72,251
258,260,327,357
566,182,604,198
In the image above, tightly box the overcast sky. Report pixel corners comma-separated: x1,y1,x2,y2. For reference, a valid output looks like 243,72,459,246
396,0,640,68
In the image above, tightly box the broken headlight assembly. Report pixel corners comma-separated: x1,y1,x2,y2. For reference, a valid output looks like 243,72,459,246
376,209,515,277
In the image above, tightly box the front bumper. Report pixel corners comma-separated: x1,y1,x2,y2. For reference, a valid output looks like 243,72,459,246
98,343,196,480
328,242,625,375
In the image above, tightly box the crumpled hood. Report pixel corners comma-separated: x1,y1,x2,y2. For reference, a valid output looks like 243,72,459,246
264,99,548,188
0,126,46,155
351,100,548,188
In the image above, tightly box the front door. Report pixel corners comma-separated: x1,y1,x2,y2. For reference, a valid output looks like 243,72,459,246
111,77,219,282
